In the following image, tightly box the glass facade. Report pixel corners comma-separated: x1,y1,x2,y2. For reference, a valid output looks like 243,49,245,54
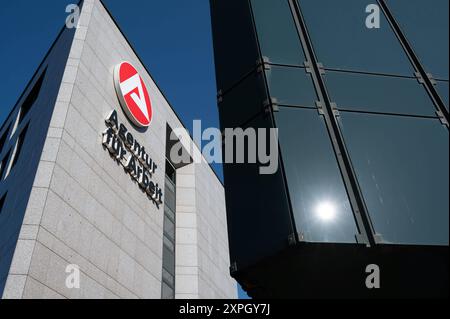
211,0,448,297
249,0,448,246
162,161,176,299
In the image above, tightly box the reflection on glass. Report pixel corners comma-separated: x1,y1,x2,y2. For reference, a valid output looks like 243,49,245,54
275,107,358,243
315,201,337,222
339,113,449,245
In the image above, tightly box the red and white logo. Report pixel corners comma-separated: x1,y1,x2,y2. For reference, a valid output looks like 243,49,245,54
114,62,153,127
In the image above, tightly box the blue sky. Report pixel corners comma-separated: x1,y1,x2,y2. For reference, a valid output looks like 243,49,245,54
0,0,248,299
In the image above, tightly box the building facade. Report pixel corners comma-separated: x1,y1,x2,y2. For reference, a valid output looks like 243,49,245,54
210,0,449,298
0,0,236,299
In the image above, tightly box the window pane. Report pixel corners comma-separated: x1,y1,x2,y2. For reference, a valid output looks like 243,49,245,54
219,70,267,129
436,81,449,111
162,268,175,287
0,125,10,155
298,0,414,75
223,112,295,267
164,187,176,212
163,245,175,272
19,68,46,124
164,215,175,241
386,0,449,80
275,107,358,243
163,236,175,252
339,113,449,245
266,66,317,107
251,0,306,65
164,204,175,222
210,0,261,91
324,71,437,116
0,151,11,180
161,282,174,299
10,125,29,170
0,193,6,215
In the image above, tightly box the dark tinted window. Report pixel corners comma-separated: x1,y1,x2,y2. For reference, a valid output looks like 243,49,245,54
162,245,175,274
19,69,47,124
0,151,11,180
386,0,449,80
10,125,29,170
0,125,10,154
275,107,358,243
0,193,6,214
211,0,261,91
161,282,174,299
266,66,317,107
339,113,449,245
324,71,437,116
251,0,306,65
298,0,413,75
436,81,449,110
218,70,267,129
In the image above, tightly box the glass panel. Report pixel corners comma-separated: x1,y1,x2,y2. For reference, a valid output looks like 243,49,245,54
223,112,294,268
324,71,437,116
164,187,176,213
163,236,175,252
162,268,175,287
386,0,449,80
163,245,175,272
210,0,261,91
165,176,175,193
19,68,46,124
0,125,10,154
339,113,449,245
0,193,6,215
0,151,11,180
275,107,358,243
164,215,175,241
298,0,414,76
266,66,317,107
436,81,449,111
161,282,174,299
251,0,306,65
219,70,267,129
164,204,175,222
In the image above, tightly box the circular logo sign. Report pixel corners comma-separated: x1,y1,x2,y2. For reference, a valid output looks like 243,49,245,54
114,62,153,127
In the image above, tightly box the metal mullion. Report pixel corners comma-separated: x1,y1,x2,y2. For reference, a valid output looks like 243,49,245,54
378,0,449,127
247,0,300,245
289,0,377,246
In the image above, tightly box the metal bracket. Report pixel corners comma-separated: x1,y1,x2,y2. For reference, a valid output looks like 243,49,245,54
427,73,437,85
436,110,449,127
316,101,325,115
263,97,279,114
287,233,297,246
374,234,383,244
355,234,370,247
257,56,271,73
317,62,326,75
304,61,314,74
415,72,425,84
331,102,340,117
415,72,438,85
